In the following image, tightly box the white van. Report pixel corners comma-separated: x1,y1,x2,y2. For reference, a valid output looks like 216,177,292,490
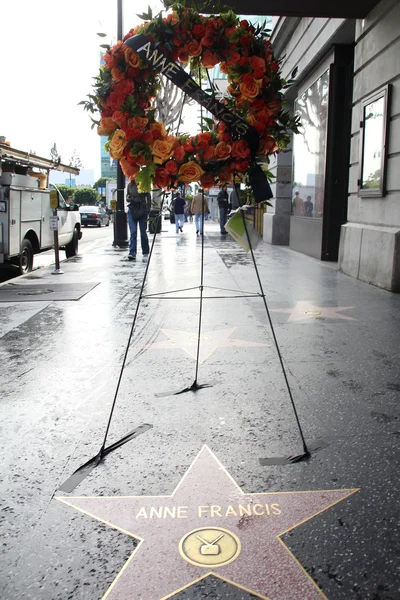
0,144,82,274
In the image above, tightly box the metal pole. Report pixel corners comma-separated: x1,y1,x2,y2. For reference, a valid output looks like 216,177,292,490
113,0,129,248
52,209,63,275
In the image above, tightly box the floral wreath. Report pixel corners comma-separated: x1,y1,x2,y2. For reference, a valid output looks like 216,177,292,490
85,4,300,193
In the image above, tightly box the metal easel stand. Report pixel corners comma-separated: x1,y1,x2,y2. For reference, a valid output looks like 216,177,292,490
237,205,329,465
57,202,165,493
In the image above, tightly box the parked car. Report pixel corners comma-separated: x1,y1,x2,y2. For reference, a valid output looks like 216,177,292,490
79,206,110,227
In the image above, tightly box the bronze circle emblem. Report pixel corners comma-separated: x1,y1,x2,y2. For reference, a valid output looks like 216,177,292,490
179,526,241,568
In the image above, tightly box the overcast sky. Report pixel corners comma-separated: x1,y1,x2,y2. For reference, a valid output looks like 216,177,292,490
0,0,168,178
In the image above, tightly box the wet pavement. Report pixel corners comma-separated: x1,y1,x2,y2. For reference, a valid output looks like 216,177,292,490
0,220,399,600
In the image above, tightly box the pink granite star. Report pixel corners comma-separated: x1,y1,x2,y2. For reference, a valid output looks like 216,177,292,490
57,447,357,599
270,301,356,322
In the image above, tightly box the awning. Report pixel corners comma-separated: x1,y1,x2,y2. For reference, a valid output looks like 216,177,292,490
171,0,380,19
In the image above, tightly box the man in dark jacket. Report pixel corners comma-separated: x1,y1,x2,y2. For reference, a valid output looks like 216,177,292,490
217,183,229,234
126,180,151,261
173,192,186,234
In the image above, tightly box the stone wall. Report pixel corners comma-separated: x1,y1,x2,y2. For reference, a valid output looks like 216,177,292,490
339,0,400,291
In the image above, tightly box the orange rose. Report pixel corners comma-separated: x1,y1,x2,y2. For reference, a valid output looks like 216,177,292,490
187,41,202,57
203,146,215,162
165,135,180,149
152,139,175,164
178,161,205,183
239,80,261,100
231,140,251,160
120,158,140,178
109,129,127,159
200,173,215,189
128,116,149,130
214,141,231,161
97,117,117,136
150,121,167,138
124,47,140,68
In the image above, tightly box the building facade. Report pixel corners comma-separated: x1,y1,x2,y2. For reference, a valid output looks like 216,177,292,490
261,0,400,291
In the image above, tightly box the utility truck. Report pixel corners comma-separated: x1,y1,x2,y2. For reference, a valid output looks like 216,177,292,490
0,144,82,274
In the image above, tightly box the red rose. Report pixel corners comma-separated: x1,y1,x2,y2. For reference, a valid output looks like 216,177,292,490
249,56,266,72
220,133,232,143
270,62,280,72
253,68,265,79
203,146,215,162
232,160,249,173
178,47,189,62
225,26,237,38
240,35,251,47
202,50,219,68
201,31,217,48
173,145,186,163
187,41,202,57
154,168,172,189
231,140,251,159
192,23,206,38
125,128,143,141
165,160,178,175
197,132,212,149
200,173,215,189
242,73,254,86
226,51,240,66
142,131,153,145
238,57,248,67
218,166,233,183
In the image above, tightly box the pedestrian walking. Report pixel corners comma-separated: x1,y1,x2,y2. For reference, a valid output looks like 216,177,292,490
126,180,151,261
191,188,208,235
217,183,229,234
174,192,186,233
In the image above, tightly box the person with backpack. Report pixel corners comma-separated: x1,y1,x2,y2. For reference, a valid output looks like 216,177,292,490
126,180,151,261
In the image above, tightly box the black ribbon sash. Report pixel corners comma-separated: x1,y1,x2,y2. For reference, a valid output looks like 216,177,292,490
125,34,272,202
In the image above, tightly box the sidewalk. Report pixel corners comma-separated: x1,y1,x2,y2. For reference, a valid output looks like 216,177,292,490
0,219,399,600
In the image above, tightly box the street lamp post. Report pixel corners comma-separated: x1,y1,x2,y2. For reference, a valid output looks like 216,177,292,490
113,0,129,248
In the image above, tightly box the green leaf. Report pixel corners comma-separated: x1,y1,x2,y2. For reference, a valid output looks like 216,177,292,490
96,33,107,37
99,44,110,49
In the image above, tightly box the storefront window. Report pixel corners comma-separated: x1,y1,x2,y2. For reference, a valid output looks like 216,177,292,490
292,70,330,219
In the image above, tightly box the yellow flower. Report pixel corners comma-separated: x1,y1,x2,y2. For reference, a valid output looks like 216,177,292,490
109,129,127,159
124,47,140,68
152,139,175,164
178,161,205,183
